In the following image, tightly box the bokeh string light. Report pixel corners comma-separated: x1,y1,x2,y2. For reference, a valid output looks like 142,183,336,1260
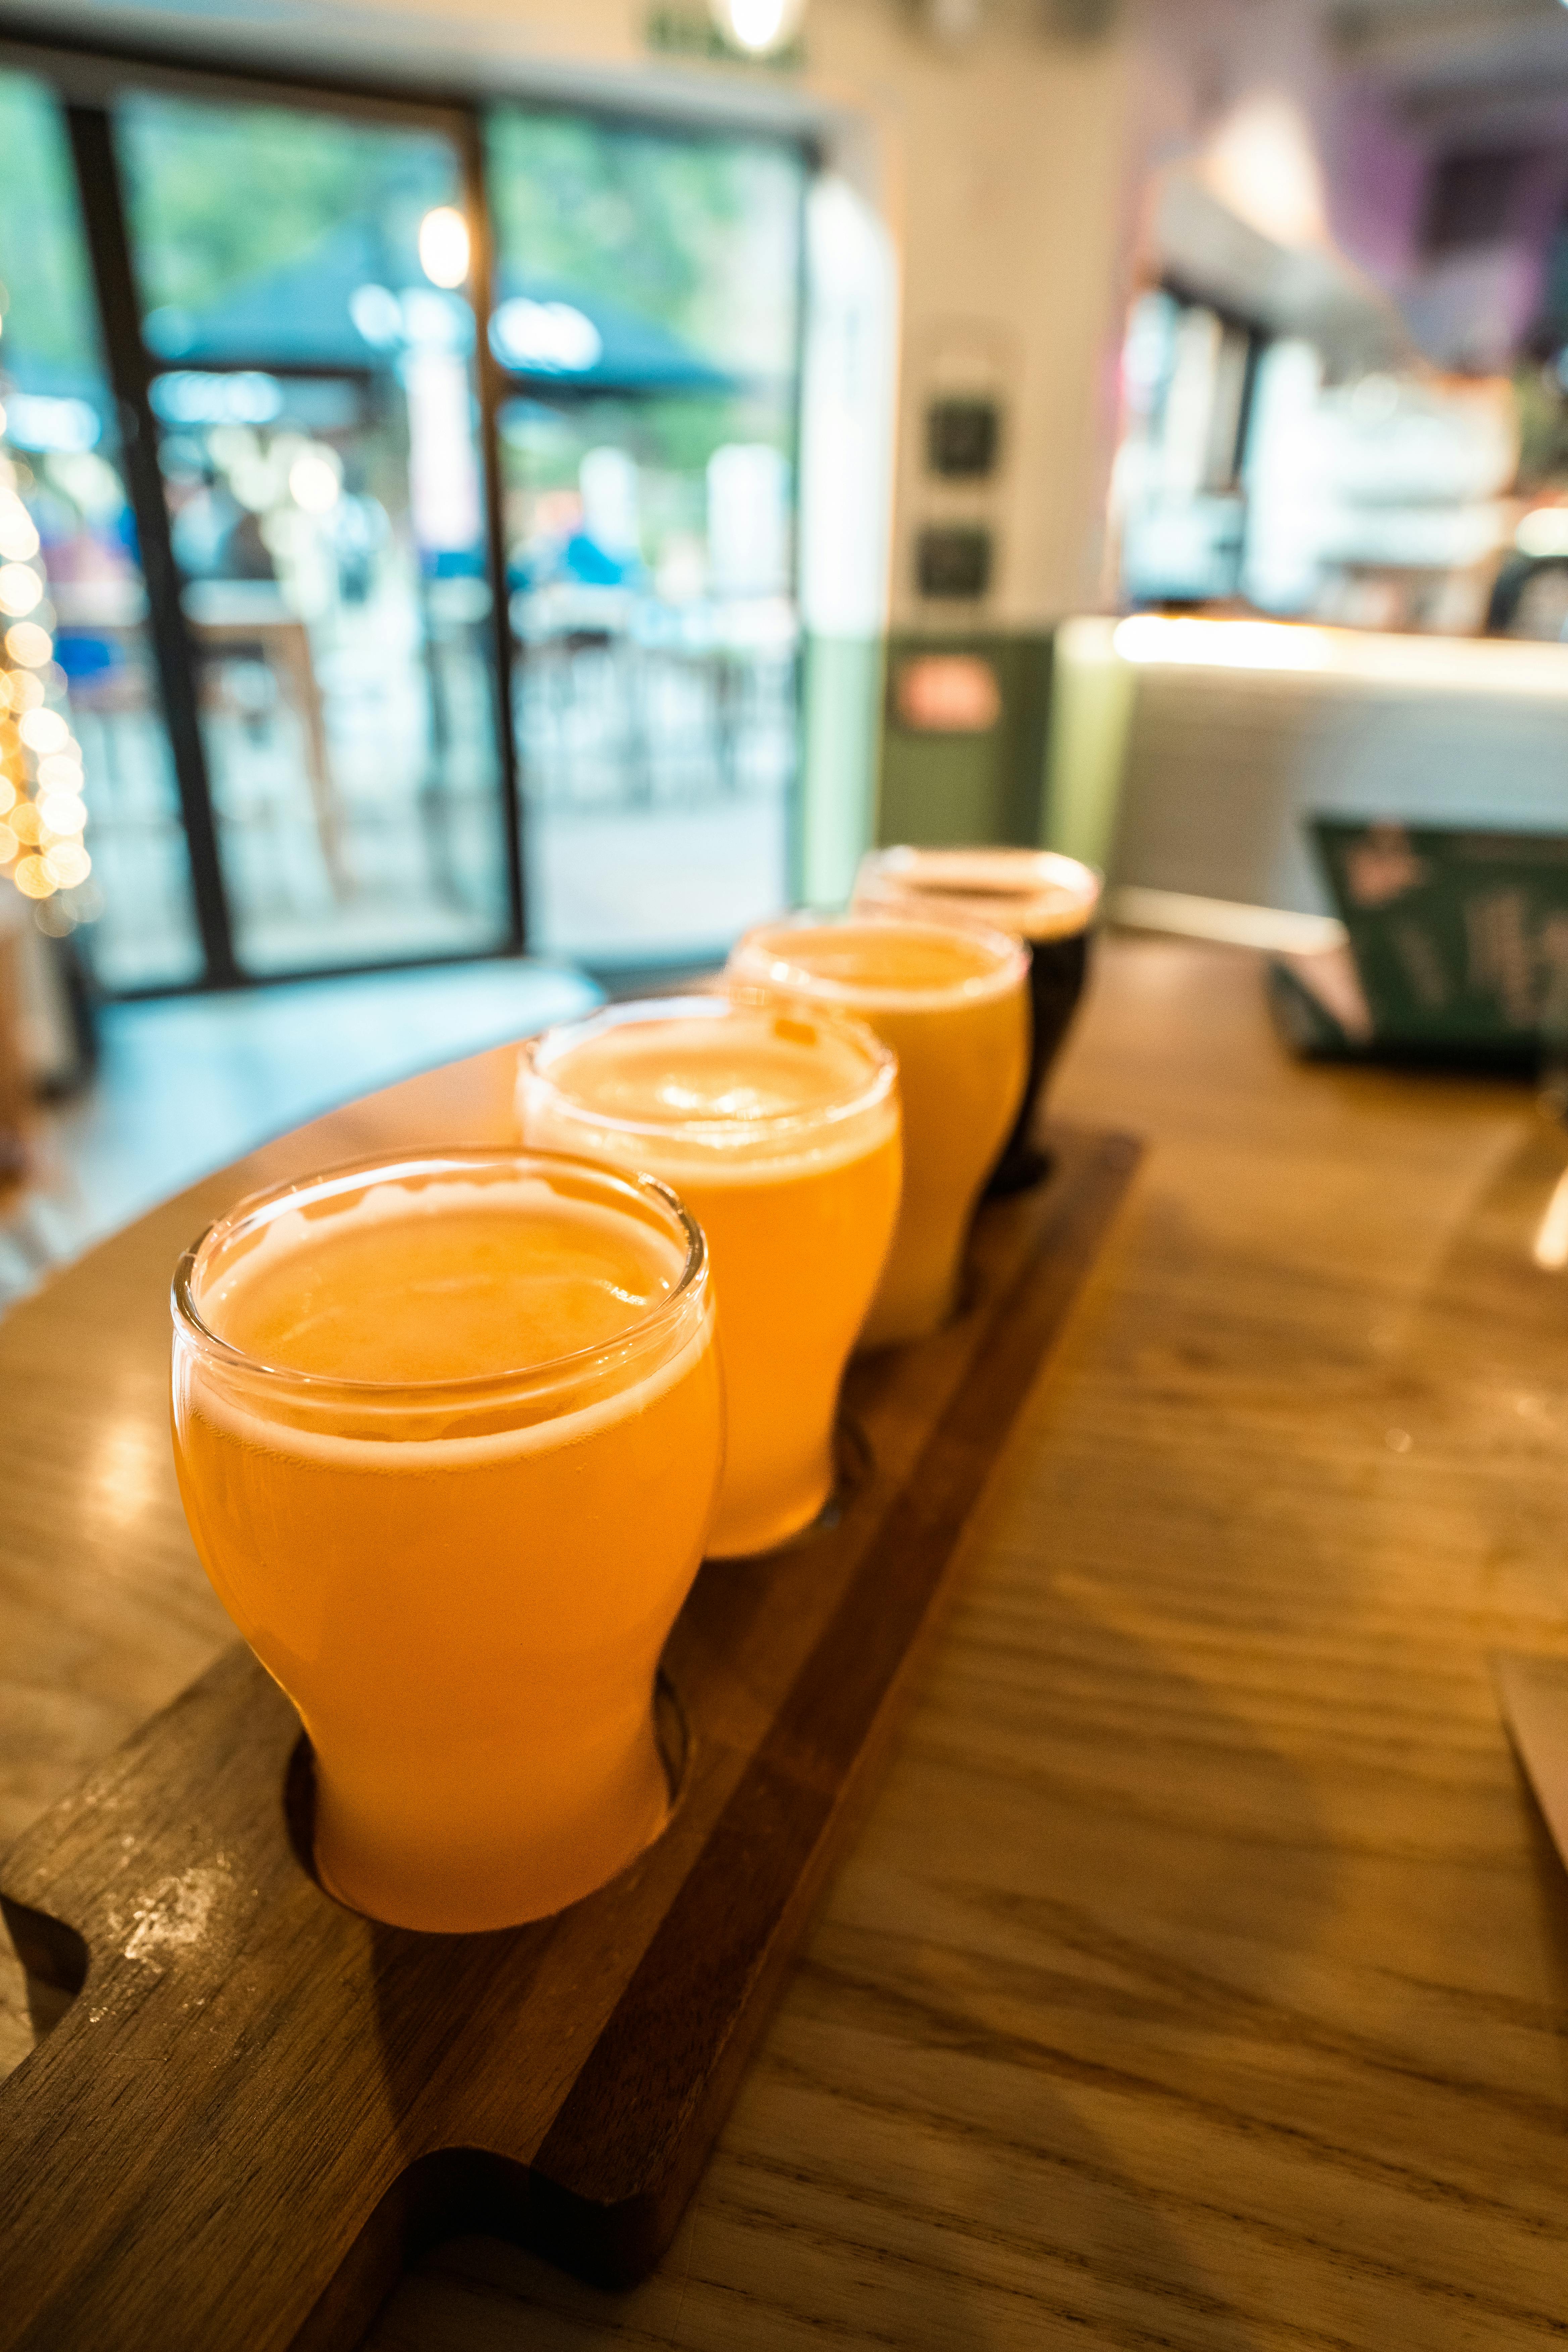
0,404,99,942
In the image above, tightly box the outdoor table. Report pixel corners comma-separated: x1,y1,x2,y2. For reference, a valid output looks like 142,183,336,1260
2,934,1564,2347
180,578,345,895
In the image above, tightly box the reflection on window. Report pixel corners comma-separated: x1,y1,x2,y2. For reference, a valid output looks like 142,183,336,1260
1112,290,1250,610
486,107,805,965
1111,286,1523,638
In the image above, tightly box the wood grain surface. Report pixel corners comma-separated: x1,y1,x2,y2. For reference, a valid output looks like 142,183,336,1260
6,935,1568,2349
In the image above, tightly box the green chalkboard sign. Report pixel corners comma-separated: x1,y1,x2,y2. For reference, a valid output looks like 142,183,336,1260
1313,818,1568,1053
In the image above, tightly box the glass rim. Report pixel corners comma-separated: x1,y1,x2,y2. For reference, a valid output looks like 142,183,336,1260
170,1146,709,1405
731,906,1031,1011
858,845,1102,940
523,991,898,1152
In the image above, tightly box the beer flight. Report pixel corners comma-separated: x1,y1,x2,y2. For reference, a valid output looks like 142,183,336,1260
169,849,1100,1933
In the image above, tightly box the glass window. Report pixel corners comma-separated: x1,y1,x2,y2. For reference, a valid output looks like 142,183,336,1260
486,107,806,966
0,67,204,991
115,92,511,978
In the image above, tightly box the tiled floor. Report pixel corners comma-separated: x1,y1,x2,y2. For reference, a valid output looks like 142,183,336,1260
2,956,602,1307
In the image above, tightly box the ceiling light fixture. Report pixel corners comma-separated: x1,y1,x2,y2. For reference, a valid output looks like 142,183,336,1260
1203,94,1326,251
924,0,984,45
418,206,471,290
708,0,804,56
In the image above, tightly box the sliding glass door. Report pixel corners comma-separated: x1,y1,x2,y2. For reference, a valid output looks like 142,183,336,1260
0,37,807,992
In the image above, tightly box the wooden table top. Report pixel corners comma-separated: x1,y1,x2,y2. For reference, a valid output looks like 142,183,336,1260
4,934,1567,2349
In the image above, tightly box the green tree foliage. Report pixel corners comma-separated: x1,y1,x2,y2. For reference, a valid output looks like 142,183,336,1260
116,94,455,314
486,110,801,377
0,71,802,391
0,71,102,375
0,68,804,549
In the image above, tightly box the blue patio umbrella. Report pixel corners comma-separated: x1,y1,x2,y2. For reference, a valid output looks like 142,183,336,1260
142,217,402,372
141,215,738,396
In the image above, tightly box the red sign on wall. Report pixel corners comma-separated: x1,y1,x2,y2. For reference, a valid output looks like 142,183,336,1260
892,653,1002,734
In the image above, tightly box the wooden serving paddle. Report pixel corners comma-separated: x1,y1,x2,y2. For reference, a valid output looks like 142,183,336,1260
1493,1652,1568,1870
0,1125,1140,2352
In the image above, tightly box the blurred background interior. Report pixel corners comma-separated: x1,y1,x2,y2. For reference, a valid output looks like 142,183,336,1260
5,0,1568,1289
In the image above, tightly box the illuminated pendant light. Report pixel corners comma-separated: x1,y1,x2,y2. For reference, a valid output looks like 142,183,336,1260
417,205,471,290
708,0,805,56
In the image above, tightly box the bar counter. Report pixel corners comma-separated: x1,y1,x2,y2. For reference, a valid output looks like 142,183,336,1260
3,935,1566,2347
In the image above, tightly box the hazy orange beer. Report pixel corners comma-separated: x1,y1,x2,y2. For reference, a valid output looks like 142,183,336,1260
170,1150,722,1933
521,996,900,1557
729,915,1029,1348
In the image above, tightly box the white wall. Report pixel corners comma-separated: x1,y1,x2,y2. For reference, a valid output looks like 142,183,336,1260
806,1,1131,631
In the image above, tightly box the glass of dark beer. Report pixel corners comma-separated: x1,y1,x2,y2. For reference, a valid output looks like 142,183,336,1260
853,846,1100,1193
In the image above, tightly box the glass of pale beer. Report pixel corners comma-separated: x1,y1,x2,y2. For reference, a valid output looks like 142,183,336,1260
728,914,1028,1348
170,1149,722,1934
521,995,901,1556
853,846,1100,1193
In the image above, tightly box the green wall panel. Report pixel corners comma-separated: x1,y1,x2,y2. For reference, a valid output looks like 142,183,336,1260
876,633,1055,851
798,632,886,909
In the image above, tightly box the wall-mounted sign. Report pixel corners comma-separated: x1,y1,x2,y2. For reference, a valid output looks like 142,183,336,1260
926,396,1000,480
1313,817,1568,1052
916,524,992,600
892,653,1002,733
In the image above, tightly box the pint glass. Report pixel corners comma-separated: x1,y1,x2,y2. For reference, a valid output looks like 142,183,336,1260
521,995,901,1557
729,915,1028,1349
170,1150,722,1933
854,846,1100,1193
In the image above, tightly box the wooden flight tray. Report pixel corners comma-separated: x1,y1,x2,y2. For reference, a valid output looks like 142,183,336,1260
0,1123,1141,2352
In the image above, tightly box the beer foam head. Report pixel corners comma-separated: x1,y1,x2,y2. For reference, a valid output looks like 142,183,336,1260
855,847,1100,942
197,1172,685,1384
729,913,1028,1012
173,1153,714,1463
522,996,897,1183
